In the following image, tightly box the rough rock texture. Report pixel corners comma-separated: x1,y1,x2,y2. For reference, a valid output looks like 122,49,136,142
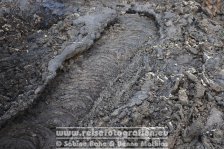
0,0,224,148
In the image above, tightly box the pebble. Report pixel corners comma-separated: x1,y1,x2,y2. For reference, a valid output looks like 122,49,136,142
165,20,173,27
178,88,189,105
34,86,42,95
167,121,174,132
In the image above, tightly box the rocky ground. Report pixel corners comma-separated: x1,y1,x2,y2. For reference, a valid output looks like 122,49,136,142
0,0,224,148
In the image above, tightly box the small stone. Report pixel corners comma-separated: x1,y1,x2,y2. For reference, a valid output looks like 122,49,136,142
206,92,214,101
176,6,184,15
34,86,42,94
188,47,198,54
2,24,11,31
73,13,80,17
121,11,126,15
14,48,20,52
111,109,119,116
187,15,194,24
32,133,37,137
213,129,223,139
182,1,188,6
206,108,223,128
195,83,205,98
102,116,110,122
178,88,189,105
167,121,174,132
209,80,224,92
165,20,173,27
